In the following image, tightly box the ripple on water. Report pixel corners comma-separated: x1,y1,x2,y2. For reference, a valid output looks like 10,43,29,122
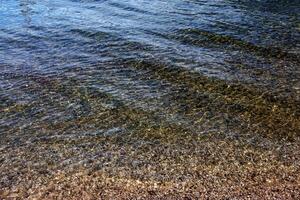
0,0,300,197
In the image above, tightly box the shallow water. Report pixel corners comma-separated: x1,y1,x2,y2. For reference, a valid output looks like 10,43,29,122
1,0,299,130
0,0,300,197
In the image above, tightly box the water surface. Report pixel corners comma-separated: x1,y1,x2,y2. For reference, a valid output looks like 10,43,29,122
0,0,300,198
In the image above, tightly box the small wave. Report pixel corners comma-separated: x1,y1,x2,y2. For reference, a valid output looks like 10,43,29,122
172,28,299,61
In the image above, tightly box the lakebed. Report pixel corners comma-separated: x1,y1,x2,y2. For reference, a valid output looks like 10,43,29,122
0,0,300,198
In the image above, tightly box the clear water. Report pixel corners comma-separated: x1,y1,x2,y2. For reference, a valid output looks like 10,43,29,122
1,0,300,135
1,0,300,137
1,0,300,195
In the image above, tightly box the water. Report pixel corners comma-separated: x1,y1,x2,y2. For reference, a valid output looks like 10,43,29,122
0,0,300,197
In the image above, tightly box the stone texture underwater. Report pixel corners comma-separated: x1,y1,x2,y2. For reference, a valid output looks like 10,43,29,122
0,0,299,198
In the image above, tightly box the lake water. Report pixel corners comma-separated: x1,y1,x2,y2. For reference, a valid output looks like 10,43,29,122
0,0,300,197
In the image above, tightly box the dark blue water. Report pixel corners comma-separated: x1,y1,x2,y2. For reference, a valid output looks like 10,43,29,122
1,0,299,76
